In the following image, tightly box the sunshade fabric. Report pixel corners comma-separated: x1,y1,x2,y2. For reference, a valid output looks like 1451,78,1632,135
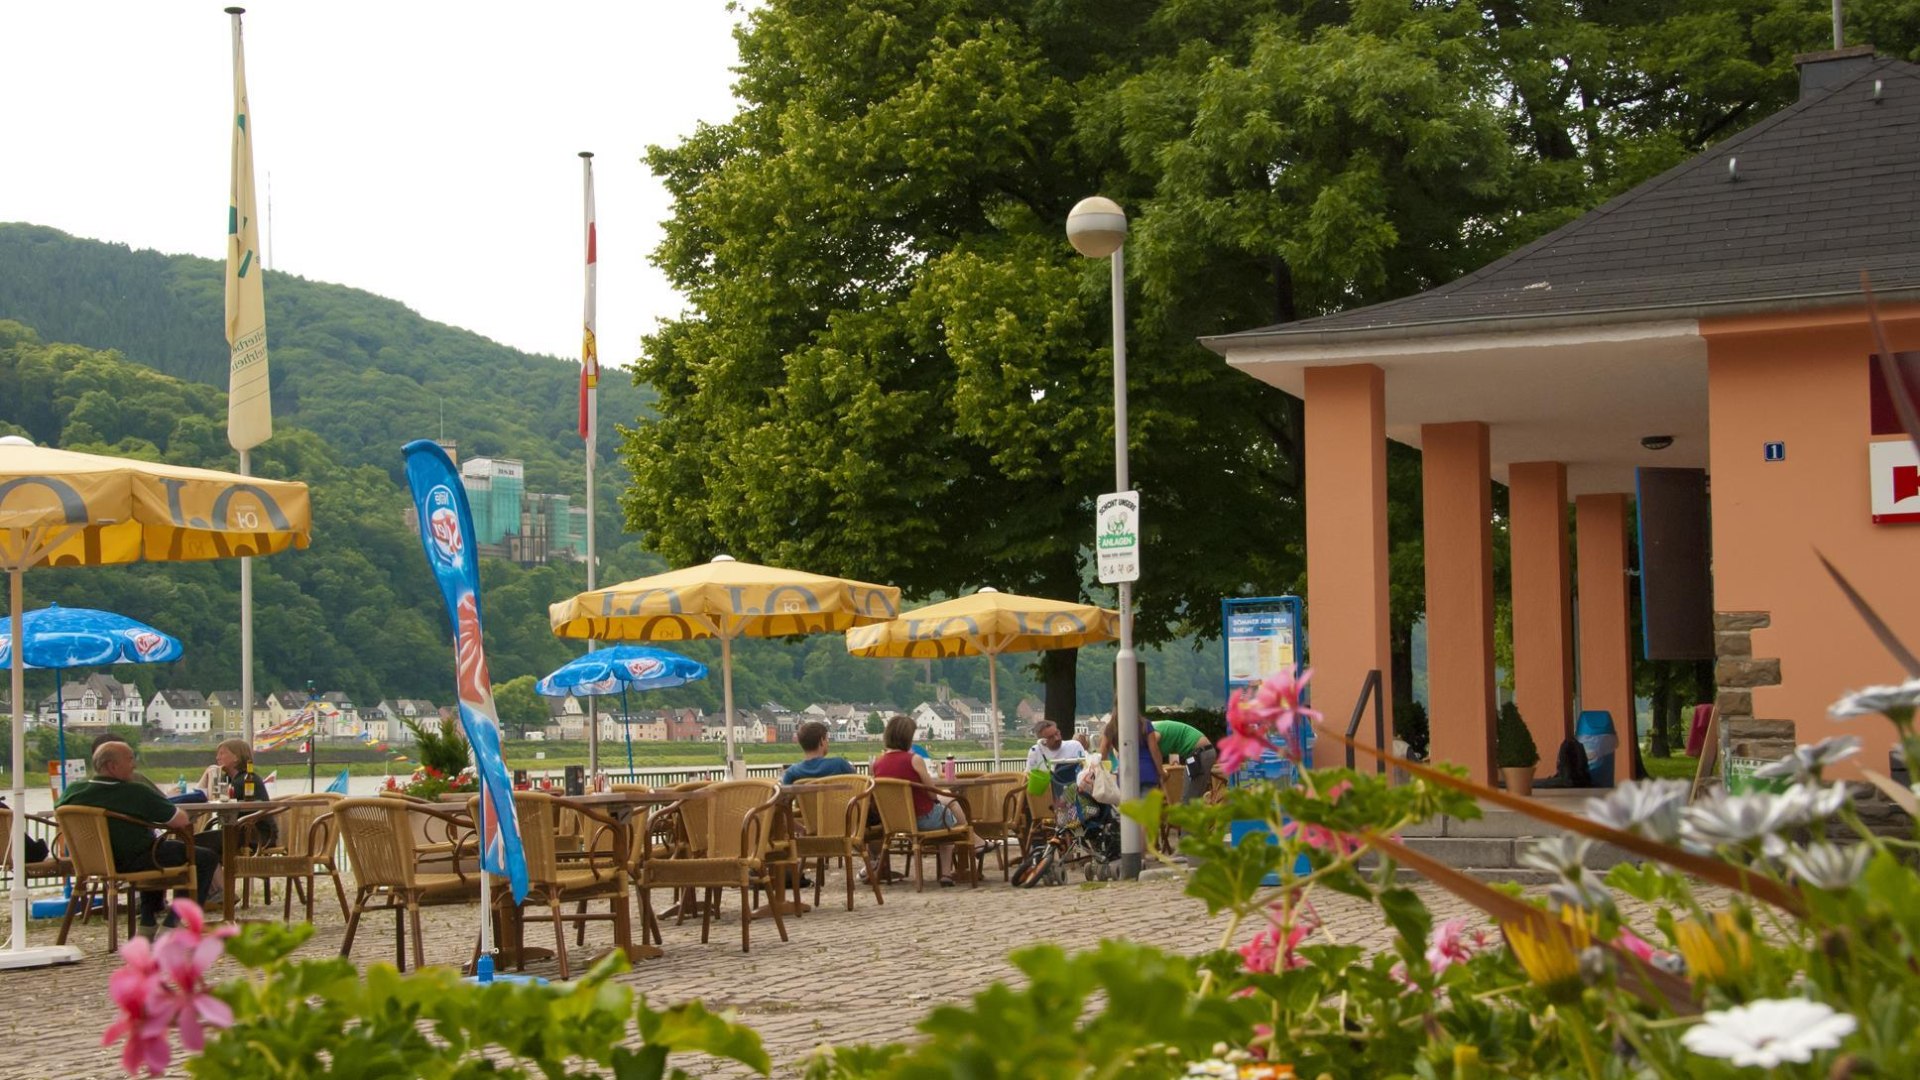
549,556,900,641
535,645,707,697
845,591,1118,658
0,604,183,668
0,442,310,566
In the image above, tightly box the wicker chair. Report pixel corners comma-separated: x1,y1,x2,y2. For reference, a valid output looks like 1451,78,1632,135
0,807,71,891
469,792,630,980
334,798,480,971
54,805,198,953
962,773,1028,881
651,780,713,920
228,796,348,923
376,789,464,871
869,778,977,892
792,776,883,910
637,780,788,952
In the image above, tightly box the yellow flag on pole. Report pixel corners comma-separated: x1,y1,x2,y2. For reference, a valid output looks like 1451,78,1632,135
225,8,271,452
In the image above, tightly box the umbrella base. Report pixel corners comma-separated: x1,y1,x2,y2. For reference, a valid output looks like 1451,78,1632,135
0,944,83,970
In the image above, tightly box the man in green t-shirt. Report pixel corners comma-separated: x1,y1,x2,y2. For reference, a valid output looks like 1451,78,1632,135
1151,720,1217,803
57,741,218,931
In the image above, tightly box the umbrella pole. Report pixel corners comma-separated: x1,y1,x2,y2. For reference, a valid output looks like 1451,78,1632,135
621,686,634,779
587,692,598,790
9,565,26,952
55,667,66,795
988,652,1001,771
721,633,738,777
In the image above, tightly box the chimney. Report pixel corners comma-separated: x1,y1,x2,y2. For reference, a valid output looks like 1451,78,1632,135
1794,45,1876,98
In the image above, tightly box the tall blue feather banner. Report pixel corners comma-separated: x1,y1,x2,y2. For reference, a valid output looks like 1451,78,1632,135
402,439,528,902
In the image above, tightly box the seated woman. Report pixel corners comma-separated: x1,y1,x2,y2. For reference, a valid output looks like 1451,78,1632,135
195,738,277,856
870,713,978,886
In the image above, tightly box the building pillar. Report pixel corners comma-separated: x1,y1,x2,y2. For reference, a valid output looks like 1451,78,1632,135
1510,461,1575,761
1575,493,1636,773
1421,421,1497,783
1303,365,1393,750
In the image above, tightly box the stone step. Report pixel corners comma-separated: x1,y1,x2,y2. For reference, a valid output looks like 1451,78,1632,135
1362,835,1639,873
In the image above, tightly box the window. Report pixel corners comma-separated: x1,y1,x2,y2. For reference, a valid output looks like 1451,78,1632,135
1870,353,1920,436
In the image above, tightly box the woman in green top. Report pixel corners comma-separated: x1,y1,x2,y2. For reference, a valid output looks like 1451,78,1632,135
1151,720,1216,802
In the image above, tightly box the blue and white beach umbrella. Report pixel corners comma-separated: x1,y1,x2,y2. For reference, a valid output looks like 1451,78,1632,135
536,646,707,774
0,604,183,788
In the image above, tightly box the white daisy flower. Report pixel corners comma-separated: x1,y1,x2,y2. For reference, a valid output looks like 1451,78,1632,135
1754,736,1861,784
1829,680,1920,725
1779,842,1872,890
1682,793,1799,853
1775,782,1850,828
1680,999,1856,1067
1585,779,1689,842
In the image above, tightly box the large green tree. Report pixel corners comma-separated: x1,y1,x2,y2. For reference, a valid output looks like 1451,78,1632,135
631,0,1561,723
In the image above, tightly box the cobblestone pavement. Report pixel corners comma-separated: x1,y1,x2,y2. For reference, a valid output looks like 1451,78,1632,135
0,862,1683,1079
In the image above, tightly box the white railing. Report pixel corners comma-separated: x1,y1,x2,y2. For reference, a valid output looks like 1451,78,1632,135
589,755,1015,787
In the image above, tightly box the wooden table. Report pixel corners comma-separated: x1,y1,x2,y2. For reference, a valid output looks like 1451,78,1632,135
181,800,286,924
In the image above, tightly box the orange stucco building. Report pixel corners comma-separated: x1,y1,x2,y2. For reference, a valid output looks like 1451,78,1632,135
1206,47,1920,789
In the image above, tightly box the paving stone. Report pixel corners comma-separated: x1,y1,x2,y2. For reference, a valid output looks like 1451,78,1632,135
0,859,1709,1079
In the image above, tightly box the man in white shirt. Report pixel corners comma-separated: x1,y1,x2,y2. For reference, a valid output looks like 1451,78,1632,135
1025,720,1087,772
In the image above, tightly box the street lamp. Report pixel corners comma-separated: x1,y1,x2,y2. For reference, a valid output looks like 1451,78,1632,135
1068,195,1143,880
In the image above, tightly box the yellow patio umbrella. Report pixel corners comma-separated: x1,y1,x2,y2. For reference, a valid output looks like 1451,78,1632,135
844,588,1118,768
549,555,901,769
0,436,310,969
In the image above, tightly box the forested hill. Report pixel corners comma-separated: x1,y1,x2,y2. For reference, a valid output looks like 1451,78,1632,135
0,223,650,494
0,233,1230,711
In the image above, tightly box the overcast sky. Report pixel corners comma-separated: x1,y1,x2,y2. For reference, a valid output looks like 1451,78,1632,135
1,2,746,364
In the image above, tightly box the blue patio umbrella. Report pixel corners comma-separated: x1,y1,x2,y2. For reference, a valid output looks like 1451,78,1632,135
535,646,707,775
0,604,183,791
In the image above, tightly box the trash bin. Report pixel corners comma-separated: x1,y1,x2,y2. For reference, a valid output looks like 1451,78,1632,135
1576,710,1619,788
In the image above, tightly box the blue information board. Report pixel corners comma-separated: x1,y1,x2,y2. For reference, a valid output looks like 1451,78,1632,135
1221,595,1306,702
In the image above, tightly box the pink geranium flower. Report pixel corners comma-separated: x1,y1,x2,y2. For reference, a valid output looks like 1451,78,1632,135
101,900,235,1074
1220,668,1322,775
1425,917,1489,975
1278,775,1364,857
1239,907,1315,975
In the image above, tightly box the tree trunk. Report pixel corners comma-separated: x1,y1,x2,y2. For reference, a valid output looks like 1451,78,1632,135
1648,661,1672,758
1043,647,1079,741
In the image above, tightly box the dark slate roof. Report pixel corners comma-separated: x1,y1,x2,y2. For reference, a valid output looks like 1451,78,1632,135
1210,53,1920,344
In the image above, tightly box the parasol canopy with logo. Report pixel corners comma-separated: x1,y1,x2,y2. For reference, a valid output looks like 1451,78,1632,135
0,604,184,791
550,555,899,768
845,588,1118,767
535,645,707,775
0,436,309,968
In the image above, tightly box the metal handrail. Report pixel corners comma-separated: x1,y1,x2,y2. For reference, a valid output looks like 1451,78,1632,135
597,755,1012,787
1344,670,1386,775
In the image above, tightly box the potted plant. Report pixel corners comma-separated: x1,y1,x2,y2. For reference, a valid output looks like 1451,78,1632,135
1495,700,1539,795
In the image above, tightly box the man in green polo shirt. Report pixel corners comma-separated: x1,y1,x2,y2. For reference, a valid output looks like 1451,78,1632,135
57,741,217,932
1151,719,1217,803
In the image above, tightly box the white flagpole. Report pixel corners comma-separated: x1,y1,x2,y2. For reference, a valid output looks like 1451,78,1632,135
580,151,599,788
225,6,271,744
240,448,253,742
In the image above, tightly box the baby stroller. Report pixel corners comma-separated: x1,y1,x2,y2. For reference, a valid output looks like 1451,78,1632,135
1048,762,1121,880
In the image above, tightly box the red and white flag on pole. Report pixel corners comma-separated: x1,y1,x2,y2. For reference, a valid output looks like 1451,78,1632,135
578,153,598,440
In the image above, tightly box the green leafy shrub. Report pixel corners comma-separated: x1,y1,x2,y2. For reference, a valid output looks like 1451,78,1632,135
1495,700,1538,769
190,922,768,1079
1393,698,1429,760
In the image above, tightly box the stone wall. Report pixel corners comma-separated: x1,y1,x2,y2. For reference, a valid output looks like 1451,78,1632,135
1714,611,1794,762
1714,612,1907,833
